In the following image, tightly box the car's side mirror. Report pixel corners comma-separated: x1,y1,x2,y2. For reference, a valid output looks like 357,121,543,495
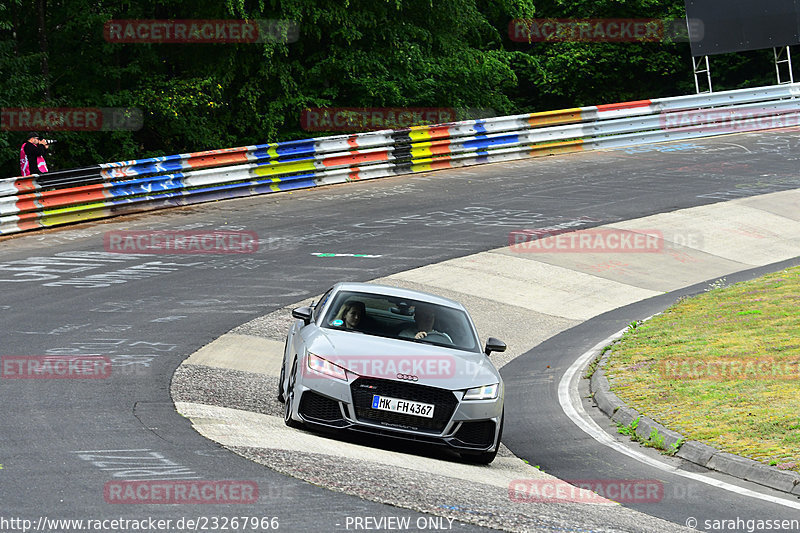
292,306,313,325
484,337,507,356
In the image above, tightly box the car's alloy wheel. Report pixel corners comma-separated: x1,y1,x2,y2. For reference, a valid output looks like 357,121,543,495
283,359,301,428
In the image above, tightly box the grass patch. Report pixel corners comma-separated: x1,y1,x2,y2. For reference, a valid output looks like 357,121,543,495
605,267,800,471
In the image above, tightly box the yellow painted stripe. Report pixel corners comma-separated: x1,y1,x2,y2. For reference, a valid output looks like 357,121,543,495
527,108,584,127
410,144,434,158
40,206,110,227
42,200,107,216
409,155,436,165
409,128,434,142
266,145,280,159
529,139,585,156
253,160,316,177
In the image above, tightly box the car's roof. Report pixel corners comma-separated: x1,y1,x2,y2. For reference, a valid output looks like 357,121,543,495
331,282,466,310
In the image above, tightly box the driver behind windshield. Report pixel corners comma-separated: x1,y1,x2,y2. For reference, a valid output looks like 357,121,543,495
398,303,452,343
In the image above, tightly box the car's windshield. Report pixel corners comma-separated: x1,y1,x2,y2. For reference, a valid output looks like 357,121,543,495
321,290,481,352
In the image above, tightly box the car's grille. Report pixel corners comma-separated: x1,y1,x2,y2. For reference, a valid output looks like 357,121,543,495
350,377,458,432
453,420,496,448
298,391,344,423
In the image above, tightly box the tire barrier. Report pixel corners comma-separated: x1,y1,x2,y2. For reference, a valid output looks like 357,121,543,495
3,83,799,235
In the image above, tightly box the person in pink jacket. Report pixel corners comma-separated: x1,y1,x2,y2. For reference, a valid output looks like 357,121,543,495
20,132,49,176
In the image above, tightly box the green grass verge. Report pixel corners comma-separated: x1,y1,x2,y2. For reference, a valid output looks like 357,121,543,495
604,266,800,472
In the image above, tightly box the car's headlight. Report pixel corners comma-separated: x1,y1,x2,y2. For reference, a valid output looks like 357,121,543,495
307,353,348,381
463,383,499,400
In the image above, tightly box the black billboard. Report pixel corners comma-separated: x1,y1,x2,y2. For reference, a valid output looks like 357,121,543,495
685,0,800,56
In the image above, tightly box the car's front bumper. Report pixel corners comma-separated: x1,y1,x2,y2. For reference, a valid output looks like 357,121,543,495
290,374,503,452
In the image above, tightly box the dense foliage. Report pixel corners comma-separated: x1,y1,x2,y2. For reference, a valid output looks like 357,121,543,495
0,0,778,177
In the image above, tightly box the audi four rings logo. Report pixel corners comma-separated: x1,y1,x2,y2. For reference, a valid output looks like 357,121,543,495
397,373,419,381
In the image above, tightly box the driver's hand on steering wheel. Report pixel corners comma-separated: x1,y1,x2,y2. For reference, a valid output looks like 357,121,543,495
414,331,428,339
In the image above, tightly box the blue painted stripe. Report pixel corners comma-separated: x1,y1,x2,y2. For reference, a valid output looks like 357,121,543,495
108,175,187,197
463,134,519,150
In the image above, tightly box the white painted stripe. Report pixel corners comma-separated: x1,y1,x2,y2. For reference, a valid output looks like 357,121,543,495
558,329,800,510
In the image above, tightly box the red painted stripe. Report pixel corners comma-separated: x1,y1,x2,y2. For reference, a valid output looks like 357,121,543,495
347,135,359,148
322,151,389,168
596,100,652,112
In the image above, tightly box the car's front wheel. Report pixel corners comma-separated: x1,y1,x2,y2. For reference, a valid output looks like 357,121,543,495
277,359,286,403
283,358,301,428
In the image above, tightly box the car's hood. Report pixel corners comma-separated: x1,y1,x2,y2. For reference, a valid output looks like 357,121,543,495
304,327,501,390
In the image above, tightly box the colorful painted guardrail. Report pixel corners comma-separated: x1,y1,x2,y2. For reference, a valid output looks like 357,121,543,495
2,83,799,235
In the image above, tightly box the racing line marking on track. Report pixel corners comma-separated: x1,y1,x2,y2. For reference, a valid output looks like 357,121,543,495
558,328,800,511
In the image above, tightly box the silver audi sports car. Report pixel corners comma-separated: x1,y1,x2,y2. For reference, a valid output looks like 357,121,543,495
278,282,506,463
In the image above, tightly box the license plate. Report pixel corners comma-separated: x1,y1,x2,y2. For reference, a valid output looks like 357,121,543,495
371,395,434,418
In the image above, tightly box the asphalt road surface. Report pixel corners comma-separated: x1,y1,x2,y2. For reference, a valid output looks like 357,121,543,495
2,130,800,531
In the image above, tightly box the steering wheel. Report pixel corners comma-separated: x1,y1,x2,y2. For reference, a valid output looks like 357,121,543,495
422,332,452,344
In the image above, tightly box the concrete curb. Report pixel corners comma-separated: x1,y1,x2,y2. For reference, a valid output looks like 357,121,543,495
589,338,800,496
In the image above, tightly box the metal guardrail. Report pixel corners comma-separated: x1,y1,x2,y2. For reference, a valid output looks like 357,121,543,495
2,83,799,236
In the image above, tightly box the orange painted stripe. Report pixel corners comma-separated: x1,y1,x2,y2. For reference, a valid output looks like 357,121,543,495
424,126,452,140
14,198,38,213
15,212,42,231
186,152,250,169
12,184,108,213
596,100,652,112
426,160,455,171
427,139,453,155
322,151,389,167
347,135,359,148
36,189,107,209
17,219,43,231
15,178,37,193
189,146,249,157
